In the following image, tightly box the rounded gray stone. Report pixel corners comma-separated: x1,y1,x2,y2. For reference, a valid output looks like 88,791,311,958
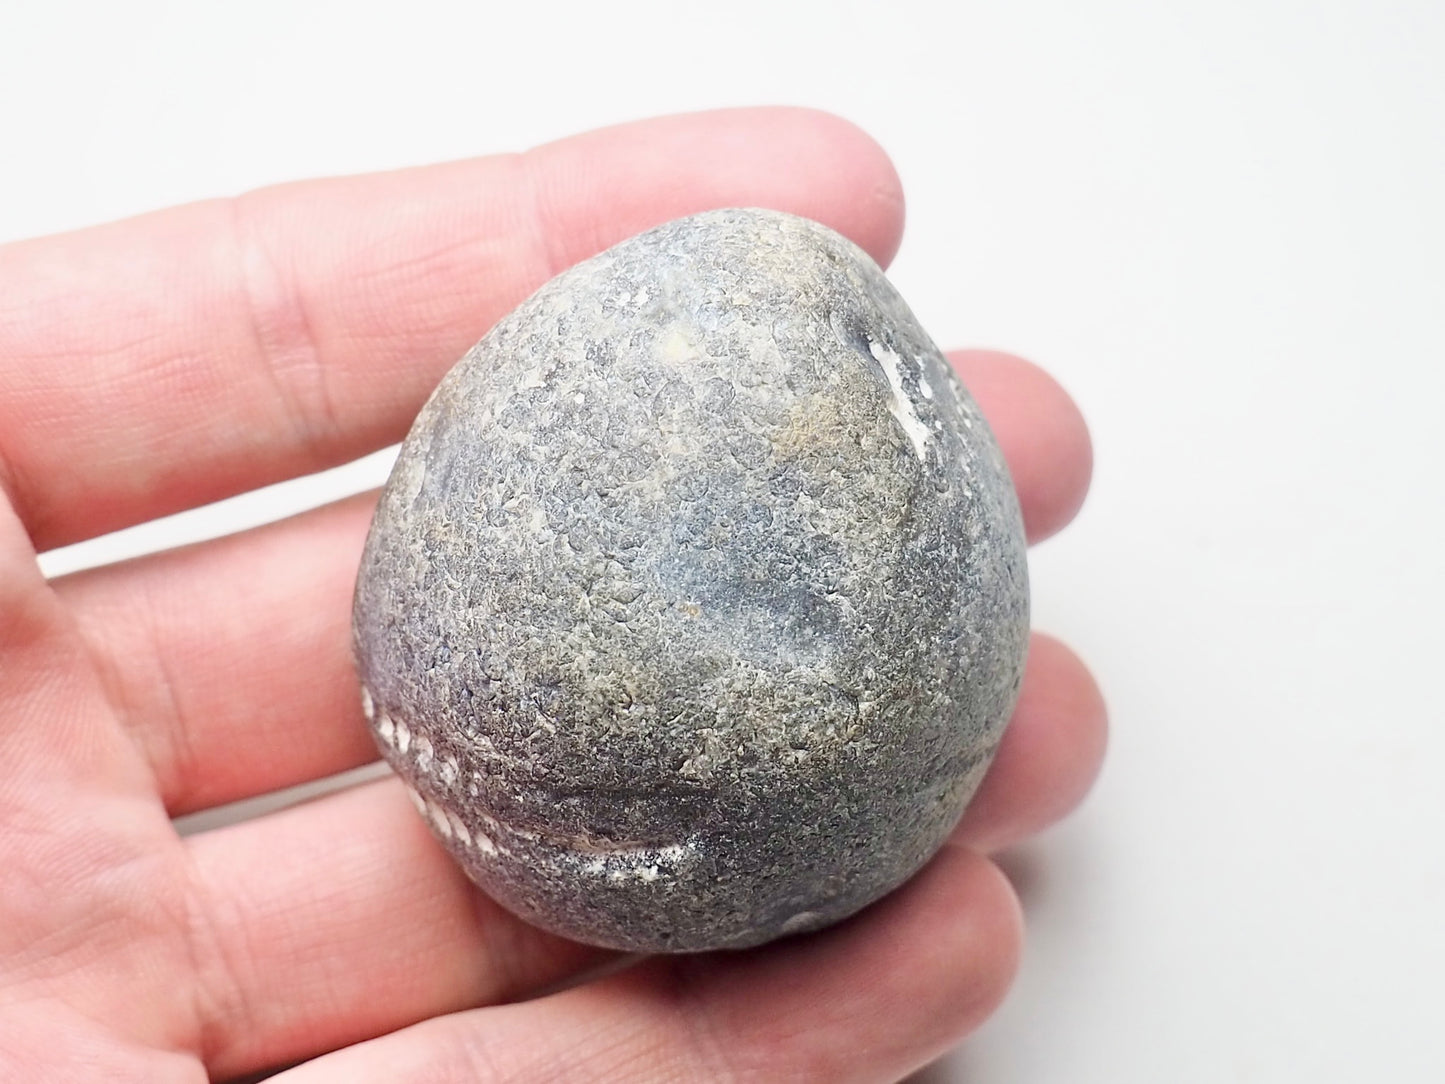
352,208,1029,953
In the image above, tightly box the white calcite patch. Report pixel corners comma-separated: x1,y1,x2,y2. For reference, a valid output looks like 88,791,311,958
359,685,375,722
437,756,459,788
427,800,452,839
376,709,395,746
394,719,412,755
780,910,822,935
660,328,695,364
447,812,471,845
413,734,433,773
869,339,930,460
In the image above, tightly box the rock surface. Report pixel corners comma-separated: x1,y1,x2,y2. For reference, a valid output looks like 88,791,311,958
352,208,1029,952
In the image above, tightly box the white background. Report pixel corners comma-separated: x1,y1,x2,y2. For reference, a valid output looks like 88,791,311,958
5,2,1443,1080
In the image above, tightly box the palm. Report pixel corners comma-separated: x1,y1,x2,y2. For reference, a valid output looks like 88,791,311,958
0,108,1104,1083
0,593,204,1081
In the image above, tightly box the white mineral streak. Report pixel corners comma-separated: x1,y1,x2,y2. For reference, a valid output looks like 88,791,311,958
448,812,471,846
869,340,930,460
914,350,935,399
429,803,690,879
427,800,452,838
780,910,821,934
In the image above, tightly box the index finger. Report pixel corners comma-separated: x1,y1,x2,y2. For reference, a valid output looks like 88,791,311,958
0,107,905,552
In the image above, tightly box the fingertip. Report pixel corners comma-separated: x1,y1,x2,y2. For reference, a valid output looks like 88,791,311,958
772,107,906,266
529,106,906,270
1026,632,1110,799
664,106,907,267
686,843,1025,1076
948,350,1094,543
956,633,1109,853
924,846,1026,1028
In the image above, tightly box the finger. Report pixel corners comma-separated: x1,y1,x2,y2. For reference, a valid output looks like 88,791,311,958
953,633,1108,854
0,107,905,552
172,635,1093,1074
949,350,1093,544
271,845,1020,1084
52,493,379,814
183,778,610,1080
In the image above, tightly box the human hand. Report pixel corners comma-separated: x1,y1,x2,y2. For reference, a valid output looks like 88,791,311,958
0,108,1105,1082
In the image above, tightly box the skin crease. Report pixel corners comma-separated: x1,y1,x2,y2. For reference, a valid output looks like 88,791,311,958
0,108,1105,1082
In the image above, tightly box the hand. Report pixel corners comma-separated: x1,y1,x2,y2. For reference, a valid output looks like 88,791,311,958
0,108,1105,1082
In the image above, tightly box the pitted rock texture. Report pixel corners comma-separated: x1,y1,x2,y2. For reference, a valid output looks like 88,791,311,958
352,208,1029,952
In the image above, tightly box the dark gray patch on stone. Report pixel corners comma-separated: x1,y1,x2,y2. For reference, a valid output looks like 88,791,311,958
352,208,1029,952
